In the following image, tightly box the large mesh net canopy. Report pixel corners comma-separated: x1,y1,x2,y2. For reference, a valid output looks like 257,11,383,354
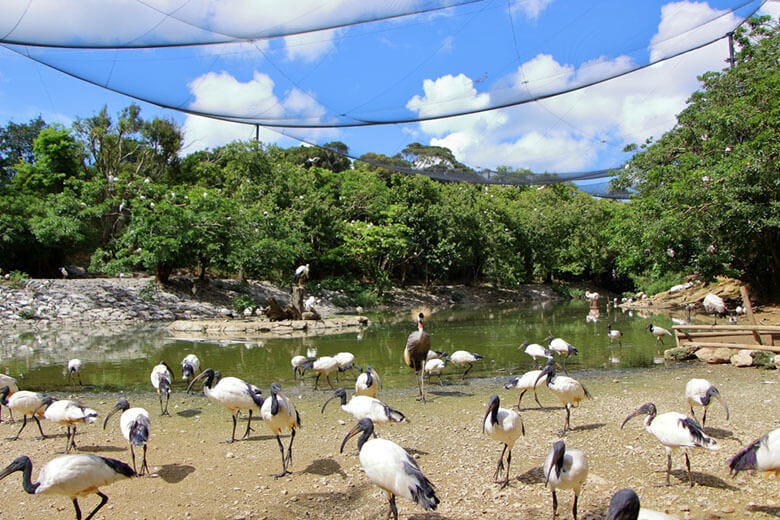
0,0,769,197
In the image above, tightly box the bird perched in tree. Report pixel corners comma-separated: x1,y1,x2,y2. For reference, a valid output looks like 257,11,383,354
180,354,200,382
729,427,780,477
447,350,484,380
103,398,151,476
0,373,19,423
150,361,173,416
543,440,588,520
260,382,301,478
534,359,591,434
43,400,98,453
607,324,623,346
0,454,135,520
405,312,432,402
355,366,381,398
621,402,719,487
0,387,54,440
685,378,729,427
294,264,310,287
321,387,405,425
482,394,524,488
647,324,672,345
66,359,83,388
340,418,439,519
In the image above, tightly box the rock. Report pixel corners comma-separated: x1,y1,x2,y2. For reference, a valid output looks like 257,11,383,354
664,346,699,362
730,350,754,367
695,347,734,364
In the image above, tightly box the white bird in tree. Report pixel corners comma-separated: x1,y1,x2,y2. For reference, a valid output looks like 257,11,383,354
729,427,780,477
447,350,484,380
150,361,173,416
321,387,405,425
354,366,381,398
66,359,83,388
260,382,301,478
0,454,135,520
685,378,729,427
534,359,592,434
621,402,719,487
103,398,151,476
340,418,440,519
504,368,548,409
482,394,524,488
405,312,432,402
647,324,672,345
543,440,589,520
520,340,552,368
180,354,200,381
43,400,98,453
0,387,54,440
186,368,264,443
294,263,310,287
0,373,19,423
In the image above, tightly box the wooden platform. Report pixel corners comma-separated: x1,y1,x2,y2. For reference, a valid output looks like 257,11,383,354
674,324,780,353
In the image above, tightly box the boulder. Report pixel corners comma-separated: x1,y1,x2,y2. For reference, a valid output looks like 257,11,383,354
695,347,734,364
664,346,699,362
730,350,754,367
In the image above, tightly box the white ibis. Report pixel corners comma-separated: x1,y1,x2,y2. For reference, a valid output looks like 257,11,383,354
606,488,678,520
290,355,308,379
543,440,589,520
647,324,672,345
0,373,19,422
355,366,381,398
685,378,729,427
180,354,200,381
66,359,83,388
0,454,135,520
405,312,432,402
301,355,340,390
334,351,361,379
607,324,623,346
447,350,484,380
103,398,151,476
322,387,405,425
424,357,447,384
545,335,578,372
534,360,592,434
260,382,301,478
729,427,780,477
621,402,719,487
0,387,53,440
520,340,552,368
340,418,440,519
150,361,173,416
482,394,524,488
294,263,310,287
43,400,98,453
504,368,548,409
426,349,448,360
187,368,264,443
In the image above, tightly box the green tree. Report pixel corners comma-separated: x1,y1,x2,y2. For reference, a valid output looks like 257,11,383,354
0,116,47,181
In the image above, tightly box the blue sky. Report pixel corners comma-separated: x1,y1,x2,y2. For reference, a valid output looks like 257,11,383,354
1,0,778,176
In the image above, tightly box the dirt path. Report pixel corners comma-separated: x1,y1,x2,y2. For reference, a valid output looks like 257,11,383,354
1,362,778,520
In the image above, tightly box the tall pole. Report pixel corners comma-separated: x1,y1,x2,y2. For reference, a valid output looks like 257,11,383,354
255,124,260,142
726,31,735,68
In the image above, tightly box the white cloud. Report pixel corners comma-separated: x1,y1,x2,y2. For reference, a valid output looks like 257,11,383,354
509,0,555,20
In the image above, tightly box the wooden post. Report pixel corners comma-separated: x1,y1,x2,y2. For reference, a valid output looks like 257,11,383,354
291,286,305,319
740,286,762,344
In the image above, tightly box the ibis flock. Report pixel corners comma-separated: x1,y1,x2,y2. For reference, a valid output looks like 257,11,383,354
0,312,778,520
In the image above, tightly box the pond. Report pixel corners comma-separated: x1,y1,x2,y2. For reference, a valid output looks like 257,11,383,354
0,300,684,393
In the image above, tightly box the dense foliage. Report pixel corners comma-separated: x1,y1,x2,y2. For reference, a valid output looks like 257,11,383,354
0,17,778,301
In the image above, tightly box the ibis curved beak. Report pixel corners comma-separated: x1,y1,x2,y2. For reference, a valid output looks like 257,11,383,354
620,409,641,430
713,389,730,421
186,369,210,394
545,441,565,485
339,423,361,454
103,403,123,430
482,395,499,433
321,394,338,414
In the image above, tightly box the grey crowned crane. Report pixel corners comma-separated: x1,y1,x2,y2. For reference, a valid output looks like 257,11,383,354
103,398,151,476
405,312,432,402
607,324,623,346
543,440,589,520
0,373,19,422
534,359,592,434
729,427,780,477
482,394,524,488
0,454,135,520
621,402,719,487
186,368,265,443
354,366,381,398
1,387,54,440
545,335,578,372
180,354,200,382
447,350,484,380
606,488,678,520
647,324,672,345
150,361,173,416
294,263,310,287
504,368,548,409
43,400,98,453
685,378,729,427
321,387,405,425
521,340,552,368
340,418,439,519
260,382,301,478
301,355,340,390
66,359,83,388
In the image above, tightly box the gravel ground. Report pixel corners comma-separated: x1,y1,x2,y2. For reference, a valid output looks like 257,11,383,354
1,361,779,520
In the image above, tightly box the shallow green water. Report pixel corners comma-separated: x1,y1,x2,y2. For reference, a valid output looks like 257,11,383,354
0,301,682,393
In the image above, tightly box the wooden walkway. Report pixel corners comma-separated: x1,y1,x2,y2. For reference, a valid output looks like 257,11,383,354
674,324,780,353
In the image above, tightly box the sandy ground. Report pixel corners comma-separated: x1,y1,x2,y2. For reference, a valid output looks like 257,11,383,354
0,362,779,520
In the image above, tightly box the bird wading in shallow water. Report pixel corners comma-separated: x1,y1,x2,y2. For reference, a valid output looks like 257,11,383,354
521,340,552,368
405,312,432,402
103,398,151,476
340,418,439,519
685,378,729,427
647,324,672,345
0,454,135,520
150,361,173,416
66,359,83,388
447,350,483,380
545,335,578,373
543,440,588,520
180,354,200,382
607,324,623,346
482,394,524,488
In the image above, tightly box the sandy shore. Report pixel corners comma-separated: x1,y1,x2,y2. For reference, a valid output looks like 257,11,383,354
1,362,778,520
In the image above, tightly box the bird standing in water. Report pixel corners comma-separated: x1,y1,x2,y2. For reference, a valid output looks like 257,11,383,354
405,312,431,402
